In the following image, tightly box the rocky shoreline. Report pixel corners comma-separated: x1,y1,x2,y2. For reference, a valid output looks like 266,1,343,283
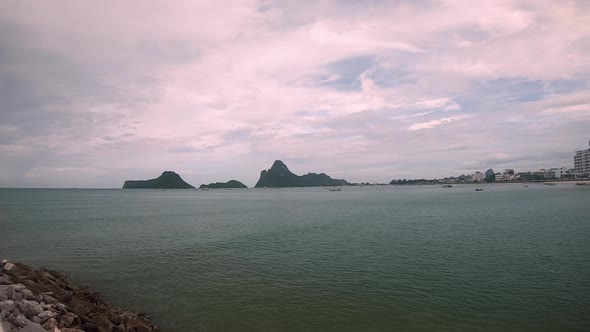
0,260,158,332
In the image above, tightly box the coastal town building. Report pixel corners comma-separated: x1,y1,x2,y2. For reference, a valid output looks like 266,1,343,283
473,171,485,182
560,168,577,180
549,167,569,179
501,169,516,181
484,169,496,182
540,169,552,179
394,144,589,184
516,171,541,181
574,141,590,177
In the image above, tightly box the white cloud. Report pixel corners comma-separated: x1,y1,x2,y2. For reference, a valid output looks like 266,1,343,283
543,104,590,115
408,115,473,131
0,0,589,186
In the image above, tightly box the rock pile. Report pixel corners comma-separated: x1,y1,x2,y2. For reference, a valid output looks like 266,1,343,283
0,260,158,332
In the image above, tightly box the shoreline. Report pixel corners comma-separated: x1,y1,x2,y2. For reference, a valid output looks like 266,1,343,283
1,260,158,332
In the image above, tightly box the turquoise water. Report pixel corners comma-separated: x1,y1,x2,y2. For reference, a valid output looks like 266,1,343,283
1,184,589,331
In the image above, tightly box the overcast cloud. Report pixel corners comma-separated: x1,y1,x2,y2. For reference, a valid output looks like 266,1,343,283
1,0,589,187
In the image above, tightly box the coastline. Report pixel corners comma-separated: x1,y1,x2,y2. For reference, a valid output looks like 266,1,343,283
0,260,158,332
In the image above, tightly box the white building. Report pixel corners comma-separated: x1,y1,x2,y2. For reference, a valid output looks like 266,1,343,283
473,171,485,182
502,169,516,181
574,141,590,177
549,167,568,179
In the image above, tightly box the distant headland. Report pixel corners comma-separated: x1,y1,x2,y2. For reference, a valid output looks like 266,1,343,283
121,161,349,190
254,160,348,188
199,180,247,189
123,171,194,189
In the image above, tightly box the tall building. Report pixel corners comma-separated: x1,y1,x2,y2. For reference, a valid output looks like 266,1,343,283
485,169,495,182
473,171,484,182
574,141,590,177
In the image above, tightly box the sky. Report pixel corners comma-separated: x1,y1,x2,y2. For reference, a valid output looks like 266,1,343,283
1,0,590,188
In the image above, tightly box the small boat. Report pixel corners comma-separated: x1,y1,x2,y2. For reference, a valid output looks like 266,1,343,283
577,182,587,186
475,188,483,191
442,185,453,188
543,182,556,186
329,187,342,191
524,185,528,188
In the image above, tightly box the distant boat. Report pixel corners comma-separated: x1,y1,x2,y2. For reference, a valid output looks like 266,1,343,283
475,188,483,191
329,187,342,191
577,182,587,186
442,185,453,188
543,182,556,186
524,185,528,188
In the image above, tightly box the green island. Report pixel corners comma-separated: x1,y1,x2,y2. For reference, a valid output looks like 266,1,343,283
199,180,248,189
122,171,195,189
254,160,348,188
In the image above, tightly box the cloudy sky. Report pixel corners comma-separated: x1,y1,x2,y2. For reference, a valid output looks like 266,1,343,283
1,0,590,188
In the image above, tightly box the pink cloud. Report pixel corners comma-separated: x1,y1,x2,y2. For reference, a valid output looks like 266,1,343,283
1,0,589,186
408,115,473,131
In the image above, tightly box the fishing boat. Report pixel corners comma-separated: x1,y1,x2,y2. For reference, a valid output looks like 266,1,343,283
543,182,556,186
442,184,453,188
475,188,483,191
577,182,587,186
329,187,342,191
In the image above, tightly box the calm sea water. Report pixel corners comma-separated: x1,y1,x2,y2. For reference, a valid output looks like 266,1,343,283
1,184,589,331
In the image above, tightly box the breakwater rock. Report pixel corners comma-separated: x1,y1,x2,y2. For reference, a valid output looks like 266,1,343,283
0,260,157,332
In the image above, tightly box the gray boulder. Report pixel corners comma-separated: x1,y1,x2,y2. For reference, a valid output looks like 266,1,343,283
18,300,43,318
43,294,58,304
11,292,22,301
13,313,29,327
20,322,47,332
0,300,16,313
60,313,77,326
2,263,14,272
38,310,57,324
42,317,59,330
21,289,35,301
0,274,13,285
0,285,25,301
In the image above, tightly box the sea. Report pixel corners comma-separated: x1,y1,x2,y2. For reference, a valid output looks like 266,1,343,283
1,184,589,331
